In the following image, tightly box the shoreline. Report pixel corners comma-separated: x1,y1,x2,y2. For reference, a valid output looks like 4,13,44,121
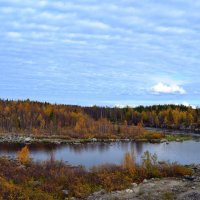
0,132,196,145
0,155,199,199
145,127,200,136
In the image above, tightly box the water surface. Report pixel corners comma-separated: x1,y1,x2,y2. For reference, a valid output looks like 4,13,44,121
0,140,200,168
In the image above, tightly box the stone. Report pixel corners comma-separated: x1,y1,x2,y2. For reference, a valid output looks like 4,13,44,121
184,175,195,181
24,137,32,142
148,183,156,187
131,183,138,187
125,189,133,193
143,179,148,183
160,139,168,143
180,192,200,200
91,138,97,142
62,190,69,195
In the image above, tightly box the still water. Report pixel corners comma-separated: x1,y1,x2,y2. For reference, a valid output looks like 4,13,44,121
0,140,200,168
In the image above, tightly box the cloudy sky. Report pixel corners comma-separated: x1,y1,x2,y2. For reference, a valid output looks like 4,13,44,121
0,0,200,106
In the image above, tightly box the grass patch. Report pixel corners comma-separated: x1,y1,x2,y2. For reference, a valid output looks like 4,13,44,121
165,134,192,142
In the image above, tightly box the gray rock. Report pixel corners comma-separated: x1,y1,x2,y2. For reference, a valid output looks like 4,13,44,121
91,138,97,142
24,137,32,142
160,139,168,143
125,189,133,193
62,190,69,195
143,179,148,183
131,183,138,187
184,175,195,181
180,192,200,200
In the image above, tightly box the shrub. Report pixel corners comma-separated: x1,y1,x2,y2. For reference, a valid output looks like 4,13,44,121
17,146,30,165
123,152,136,175
142,151,162,178
143,131,164,140
0,154,194,199
160,163,192,177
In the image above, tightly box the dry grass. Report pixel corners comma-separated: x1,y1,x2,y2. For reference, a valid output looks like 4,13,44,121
0,149,193,199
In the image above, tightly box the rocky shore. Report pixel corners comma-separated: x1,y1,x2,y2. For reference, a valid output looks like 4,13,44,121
86,165,200,200
0,134,134,144
0,133,195,145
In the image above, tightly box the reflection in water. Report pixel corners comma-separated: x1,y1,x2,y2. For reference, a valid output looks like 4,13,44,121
67,142,111,153
0,141,200,168
134,142,144,155
0,143,58,152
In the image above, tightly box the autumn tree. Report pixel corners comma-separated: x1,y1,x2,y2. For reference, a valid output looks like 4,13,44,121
123,152,136,175
17,146,30,164
0,99,199,137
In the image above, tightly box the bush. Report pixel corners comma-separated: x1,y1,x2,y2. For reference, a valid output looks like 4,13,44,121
141,151,161,178
123,152,136,175
0,153,194,199
17,146,30,165
160,163,192,177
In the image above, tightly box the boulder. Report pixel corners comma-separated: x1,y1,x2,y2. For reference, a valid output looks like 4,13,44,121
131,183,138,187
24,137,32,142
184,175,195,181
125,189,133,193
62,190,69,195
143,179,148,183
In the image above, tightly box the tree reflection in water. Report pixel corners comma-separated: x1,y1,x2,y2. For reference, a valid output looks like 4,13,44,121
0,141,200,168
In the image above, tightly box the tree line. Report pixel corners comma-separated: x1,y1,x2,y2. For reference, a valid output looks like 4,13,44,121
0,99,199,137
84,104,200,130
0,99,141,137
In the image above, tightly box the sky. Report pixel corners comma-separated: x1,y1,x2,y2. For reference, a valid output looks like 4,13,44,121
0,0,200,107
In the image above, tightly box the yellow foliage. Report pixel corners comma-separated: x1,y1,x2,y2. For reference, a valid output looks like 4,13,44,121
123,152,136,175
140,131,164,140
0,177,54,200
70,178,92,198
17,146,30,164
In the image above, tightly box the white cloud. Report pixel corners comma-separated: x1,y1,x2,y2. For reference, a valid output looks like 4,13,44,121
6,32,22,41
7,31,21,39
77,19,110,30
181,102,196,109
151,82,186,94
1,0,200,105
155,26,193,34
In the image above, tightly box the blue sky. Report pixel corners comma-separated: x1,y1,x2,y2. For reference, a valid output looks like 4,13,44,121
0,0,200,107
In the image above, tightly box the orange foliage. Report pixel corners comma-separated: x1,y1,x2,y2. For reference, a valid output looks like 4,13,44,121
17,146,30,164
0,153,193,199
138,131,164,140
0,99,198,137
123,152,136,175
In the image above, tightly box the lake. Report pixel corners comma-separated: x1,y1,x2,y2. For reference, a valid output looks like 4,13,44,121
0,140,200,168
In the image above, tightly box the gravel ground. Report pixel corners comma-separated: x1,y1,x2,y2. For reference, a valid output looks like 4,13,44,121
86,165,200,200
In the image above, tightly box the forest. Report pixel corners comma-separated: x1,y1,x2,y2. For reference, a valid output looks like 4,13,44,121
0,99,199,137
